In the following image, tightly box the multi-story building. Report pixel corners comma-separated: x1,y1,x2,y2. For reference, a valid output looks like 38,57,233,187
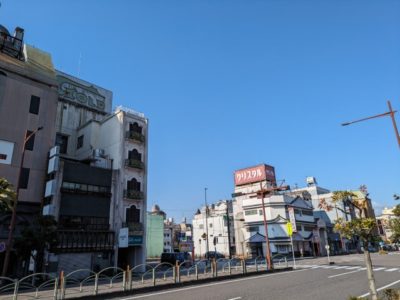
163,218,174,253
232,164,318,258
42,71,148,273
193,200,234,258
146,205,165,258
0,24,58,275
376,206,399,242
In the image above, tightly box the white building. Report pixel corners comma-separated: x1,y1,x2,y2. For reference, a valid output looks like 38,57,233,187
376,206,399,241
192,200,235,258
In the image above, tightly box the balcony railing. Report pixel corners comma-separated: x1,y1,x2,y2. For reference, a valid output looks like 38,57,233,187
55,230,114,252
123,189,144,200
122,222,144,235
125,159,145,170
125,131,145,143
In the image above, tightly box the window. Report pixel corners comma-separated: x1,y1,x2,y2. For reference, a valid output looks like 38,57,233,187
199,224,204,229
294,209,302,216
244,209,258,216
29,95,40,114
126,205,140,223
56,134,68,154
247,226,259,232
302,210,314,216
209,223,213,228
24,131,35,151
19,168,30,189
303,225,315,232
259,209,263,215
127,178,140,191
128,149,141,161
77,135,84,149
129,122,142,134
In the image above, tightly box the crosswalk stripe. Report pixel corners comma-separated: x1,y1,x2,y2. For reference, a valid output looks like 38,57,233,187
385,268,399,272
373,267,386,271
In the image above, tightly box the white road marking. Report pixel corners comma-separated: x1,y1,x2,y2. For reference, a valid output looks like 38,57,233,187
333,266,350,269
227,298,242,300
345,266,361,270
328,269,363,278
373,267,386,271
358,279,400,298
385,268,399,272
118,268,311,300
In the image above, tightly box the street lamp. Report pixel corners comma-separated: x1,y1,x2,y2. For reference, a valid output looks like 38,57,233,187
342,101,400,149
1,126,43,277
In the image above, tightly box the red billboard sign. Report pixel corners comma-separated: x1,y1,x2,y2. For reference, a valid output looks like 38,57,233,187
234,164,276,186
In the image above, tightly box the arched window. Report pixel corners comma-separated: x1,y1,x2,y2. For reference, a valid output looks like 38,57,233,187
129,122,142,134
128,149,141,161
126,205,140,223
127,178,141,191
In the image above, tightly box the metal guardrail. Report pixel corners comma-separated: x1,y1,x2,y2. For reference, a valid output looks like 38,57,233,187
0,258,287,300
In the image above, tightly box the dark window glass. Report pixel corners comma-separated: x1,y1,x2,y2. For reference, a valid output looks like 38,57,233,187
56,133,68,154
127,178,140,191
77,135,84,149
25,131,35,151
126,205,140,223
29,95,40,114
128,149,141,161
129,122,142,134
19,168,30,189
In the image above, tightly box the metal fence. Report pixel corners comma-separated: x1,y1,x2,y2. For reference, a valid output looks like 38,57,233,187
0,257,290,300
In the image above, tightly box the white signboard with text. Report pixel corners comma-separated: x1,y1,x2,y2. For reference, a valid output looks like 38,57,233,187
288,207,297,233
119,227,129,248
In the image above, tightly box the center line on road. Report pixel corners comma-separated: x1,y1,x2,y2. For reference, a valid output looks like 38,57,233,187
385,268,399,272
358,279,400,298
227,297,242,300
328,269,363,278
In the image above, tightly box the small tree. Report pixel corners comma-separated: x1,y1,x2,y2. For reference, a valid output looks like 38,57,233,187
328,190,378,300
14,215,58,274
387,205,400,243
0,177,15,213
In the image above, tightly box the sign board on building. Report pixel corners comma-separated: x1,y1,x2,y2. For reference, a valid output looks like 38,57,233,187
288,207,297,233
128,235,143,246
56,71,112,114
179,241,194,252
234,164,276,186
118,228,129,248
286,222,293,237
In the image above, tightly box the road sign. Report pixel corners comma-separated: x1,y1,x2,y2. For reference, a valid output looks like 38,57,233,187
286,222,293,237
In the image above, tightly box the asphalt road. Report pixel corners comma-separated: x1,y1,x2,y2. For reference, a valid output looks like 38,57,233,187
108,253,400,300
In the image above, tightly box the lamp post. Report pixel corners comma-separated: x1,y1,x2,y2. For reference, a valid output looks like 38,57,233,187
204,188,210,258
342,100,400,149
2,126,43,277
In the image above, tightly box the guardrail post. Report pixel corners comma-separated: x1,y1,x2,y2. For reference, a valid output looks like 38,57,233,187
53,277,58,300
152,269,156,286
122,271,126,291
177,263,180,283
195,264,198,280
214,259,218,277
94,273,99,295
285,257,288,268
174,262,177,284
12,279,19,300
60,270,65,300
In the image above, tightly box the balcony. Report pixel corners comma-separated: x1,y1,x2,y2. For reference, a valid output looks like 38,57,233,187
55,230,114,252
124,189,144,200
123,222,144,235
125,131,145,143
125,159,145,170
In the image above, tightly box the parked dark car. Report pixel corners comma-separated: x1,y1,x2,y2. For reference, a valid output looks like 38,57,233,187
161,252,185,265
204,251,225,259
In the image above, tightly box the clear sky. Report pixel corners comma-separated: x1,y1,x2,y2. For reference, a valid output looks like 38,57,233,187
1,0,399,221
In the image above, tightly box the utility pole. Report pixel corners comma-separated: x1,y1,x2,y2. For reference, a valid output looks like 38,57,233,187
226,200,232,259
204,188,209,257
2,126,43,277
342,100,400,150
258,182,273,270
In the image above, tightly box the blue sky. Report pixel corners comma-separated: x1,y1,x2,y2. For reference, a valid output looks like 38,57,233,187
1,0,399,221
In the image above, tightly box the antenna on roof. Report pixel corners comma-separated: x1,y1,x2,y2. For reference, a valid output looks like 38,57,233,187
77,52,82,77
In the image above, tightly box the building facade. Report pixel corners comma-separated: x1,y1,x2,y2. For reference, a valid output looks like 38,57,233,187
0,25,58,276
192,200,234,258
